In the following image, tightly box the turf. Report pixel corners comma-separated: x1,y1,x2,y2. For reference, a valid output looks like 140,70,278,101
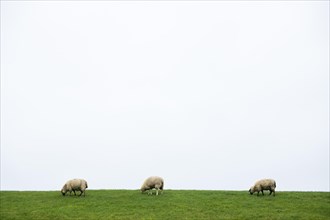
0,190,329,219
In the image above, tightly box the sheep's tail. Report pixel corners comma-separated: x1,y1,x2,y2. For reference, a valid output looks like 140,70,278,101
161,180,164,190
85,181,88,189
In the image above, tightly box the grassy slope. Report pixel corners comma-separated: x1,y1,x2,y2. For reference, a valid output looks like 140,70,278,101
0,190,329,219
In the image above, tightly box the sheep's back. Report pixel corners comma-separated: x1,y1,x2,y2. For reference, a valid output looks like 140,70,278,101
143,176,164,187
67,179,86,190
256,179,276,188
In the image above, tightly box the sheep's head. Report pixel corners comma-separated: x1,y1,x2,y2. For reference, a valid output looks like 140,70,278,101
61,185,67,196
249,187,254,195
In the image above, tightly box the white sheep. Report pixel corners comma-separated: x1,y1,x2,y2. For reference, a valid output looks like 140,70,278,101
61,179,88,196
249,178,276,196
140,176,164,195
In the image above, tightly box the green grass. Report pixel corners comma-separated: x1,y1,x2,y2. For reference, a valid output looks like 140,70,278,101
1,190,329,219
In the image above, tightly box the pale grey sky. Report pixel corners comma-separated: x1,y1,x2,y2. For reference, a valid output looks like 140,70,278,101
1,1,329,191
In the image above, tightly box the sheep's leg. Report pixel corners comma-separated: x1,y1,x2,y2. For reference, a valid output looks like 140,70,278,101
269,190,272,196
156,188,159,196
73,190,76,196
261,190,264,195
79,190,83,196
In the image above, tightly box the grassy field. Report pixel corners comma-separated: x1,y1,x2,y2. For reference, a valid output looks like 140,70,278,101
0,190,329,219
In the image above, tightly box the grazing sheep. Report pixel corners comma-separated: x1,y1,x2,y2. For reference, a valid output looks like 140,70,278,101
249,179,276,196
141,176,164,196
61,179,88,196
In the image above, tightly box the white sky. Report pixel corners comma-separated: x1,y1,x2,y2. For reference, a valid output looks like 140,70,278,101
1,1,329,191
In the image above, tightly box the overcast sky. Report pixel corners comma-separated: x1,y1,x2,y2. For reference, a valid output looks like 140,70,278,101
1,1,329,192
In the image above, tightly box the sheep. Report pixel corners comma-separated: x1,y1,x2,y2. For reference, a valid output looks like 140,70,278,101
61,179,88,196
140,176,164,196
249,178,276,196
